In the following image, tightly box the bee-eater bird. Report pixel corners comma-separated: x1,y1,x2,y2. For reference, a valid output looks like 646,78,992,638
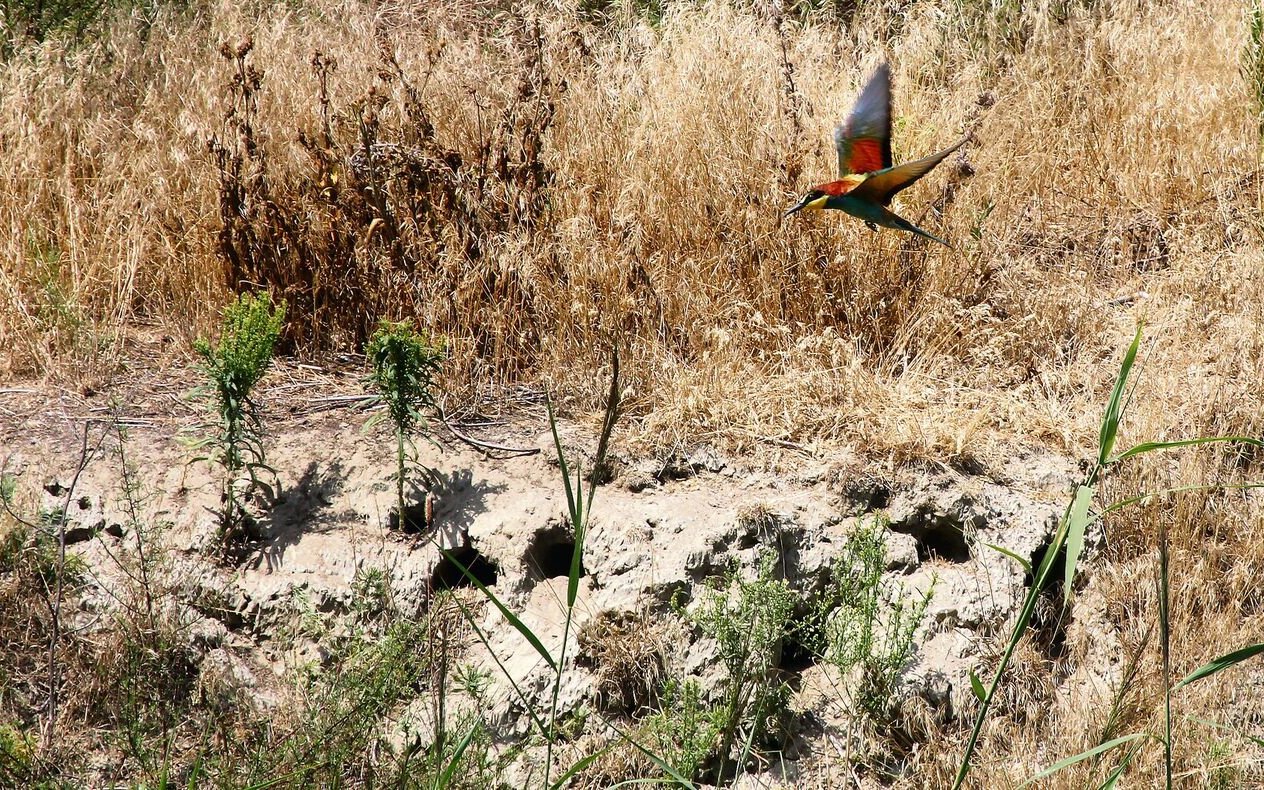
783,61,968,248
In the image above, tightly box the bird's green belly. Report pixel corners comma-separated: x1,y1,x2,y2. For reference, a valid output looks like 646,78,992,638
827,194,891,227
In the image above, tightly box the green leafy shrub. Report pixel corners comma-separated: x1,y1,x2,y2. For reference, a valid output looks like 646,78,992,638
364,320,444,532
814,517,933,721
682,555,798,781
191,290,285,550
644,679,723,780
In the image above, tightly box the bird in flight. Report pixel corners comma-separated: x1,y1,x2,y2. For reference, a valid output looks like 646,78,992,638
783,61,968,248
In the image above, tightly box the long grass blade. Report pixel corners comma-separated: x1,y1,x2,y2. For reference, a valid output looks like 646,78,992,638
442,584,550,736
550,748,611,790
1172,643,1264,691
573,346,620,608
957,331,1144,787
601,717,699,788
434,724,479,789
1097,326,1143,465
1100,482,1264,517
955,558,1056,787
547,395,580,534
1063,484,1094,607
584,346,621,519
1015,733,1151,788
440,547,556,671
546,350,621,789
983,542,1032,573
245,772,305,790
1111,435,1264,464
1096,739,1146,789
1158,522,1172,789
969,670,986,702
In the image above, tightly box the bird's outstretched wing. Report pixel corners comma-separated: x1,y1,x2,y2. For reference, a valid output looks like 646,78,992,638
834,62,892,178
848,135,968,206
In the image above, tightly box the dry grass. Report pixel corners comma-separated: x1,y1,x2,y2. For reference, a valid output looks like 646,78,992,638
3,0,1264,785
577,608,669,715
2,0,1255,462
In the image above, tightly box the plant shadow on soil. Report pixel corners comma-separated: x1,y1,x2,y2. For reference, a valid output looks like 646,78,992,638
255,460,346,571
407,467,506,545
251,463,507,574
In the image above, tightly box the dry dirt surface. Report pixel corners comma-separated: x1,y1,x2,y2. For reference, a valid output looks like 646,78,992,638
1,358,1127,787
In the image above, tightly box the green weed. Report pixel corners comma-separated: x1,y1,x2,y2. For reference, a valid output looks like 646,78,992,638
0,722,37,788
190,290,285,551
813,517,933,722
644,679,723,781
364,320,445,532
682,554,797,782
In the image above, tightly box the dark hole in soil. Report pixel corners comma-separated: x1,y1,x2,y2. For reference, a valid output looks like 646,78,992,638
867,485,891,510
526,529,585,580
915,519,971,563
842,480,891,512
1025,539,1067,593
389,502,429,535
1025,538,1070,659
431,546,499,591
777,632,817,674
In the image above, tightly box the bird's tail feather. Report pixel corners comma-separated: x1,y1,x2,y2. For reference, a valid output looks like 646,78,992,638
885,209,952,249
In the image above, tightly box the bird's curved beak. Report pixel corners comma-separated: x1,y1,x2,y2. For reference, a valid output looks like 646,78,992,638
783,193,827,219
783,197,811,218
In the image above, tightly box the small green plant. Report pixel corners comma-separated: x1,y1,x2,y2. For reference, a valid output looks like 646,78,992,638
813,517,933,721
0,509,86,585
682,554,797,781
644,679,724,781
364,320,444,532
0,723,36,787
191,290,285,549
1204,738,1242,790
350,565,391,623
452,662,494,702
